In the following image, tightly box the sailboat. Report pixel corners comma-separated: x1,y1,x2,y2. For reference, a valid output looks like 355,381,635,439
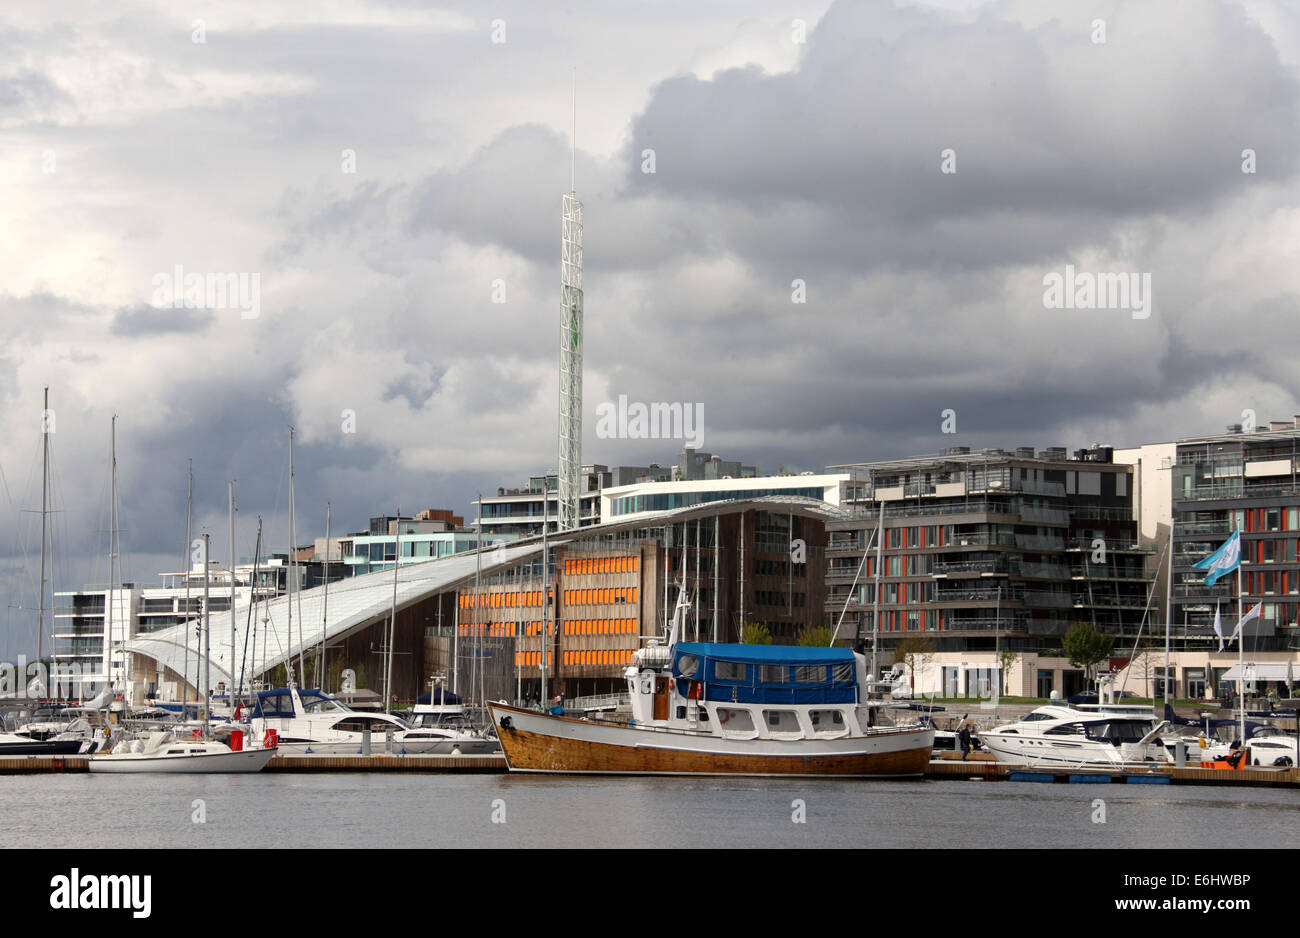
88,440,275,774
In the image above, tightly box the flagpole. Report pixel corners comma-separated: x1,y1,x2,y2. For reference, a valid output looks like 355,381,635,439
1238,564,1245,749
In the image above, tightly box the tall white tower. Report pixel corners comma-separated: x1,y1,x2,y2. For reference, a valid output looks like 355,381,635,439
557,79,583,532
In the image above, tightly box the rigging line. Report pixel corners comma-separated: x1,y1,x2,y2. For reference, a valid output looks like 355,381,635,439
238,521,262,698
1118,534,1169,696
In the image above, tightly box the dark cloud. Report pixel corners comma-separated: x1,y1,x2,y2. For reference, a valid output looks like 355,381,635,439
110,304,213,336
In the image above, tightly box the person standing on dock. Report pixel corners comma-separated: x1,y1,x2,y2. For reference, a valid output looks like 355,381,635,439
958,724,972,760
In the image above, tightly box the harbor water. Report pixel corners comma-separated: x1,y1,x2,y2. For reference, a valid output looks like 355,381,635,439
3,775,1297,849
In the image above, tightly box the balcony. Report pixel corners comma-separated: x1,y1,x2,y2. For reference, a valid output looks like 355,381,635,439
1020,507,1071,526
941,617,1029,633
933,559,1020,576
1020,561,1068,579
1016,534,1065,552
1063,537,1152,553
934,588,1014,603
1021,590,1072,608
944,532,1018,548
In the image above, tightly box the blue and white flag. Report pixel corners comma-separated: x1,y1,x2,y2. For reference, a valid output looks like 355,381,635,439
1193,530,1241,586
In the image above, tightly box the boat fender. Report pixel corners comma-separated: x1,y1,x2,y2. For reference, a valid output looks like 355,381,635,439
500,716,513,730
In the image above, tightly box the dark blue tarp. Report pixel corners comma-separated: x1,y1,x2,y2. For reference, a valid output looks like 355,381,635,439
416,689,463,705
671,642,858,705
673,642,854,666
251,687,331,718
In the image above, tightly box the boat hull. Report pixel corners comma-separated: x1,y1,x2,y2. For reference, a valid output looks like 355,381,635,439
88,747,276,774
0,739,92,756
979,734,1163,768
272,737,499,756
488,704,932,777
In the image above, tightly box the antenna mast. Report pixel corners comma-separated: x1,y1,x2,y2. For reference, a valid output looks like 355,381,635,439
557,70,584,532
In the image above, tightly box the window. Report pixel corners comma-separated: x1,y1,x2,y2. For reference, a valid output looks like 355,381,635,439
759,665,788,684
793,666,825,684
831,663,854,683
677,654,700,677
715,660,747,682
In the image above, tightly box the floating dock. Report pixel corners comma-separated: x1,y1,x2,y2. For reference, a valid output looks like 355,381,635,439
925,756,1300,788
0,753,507,775
1,753,1294,786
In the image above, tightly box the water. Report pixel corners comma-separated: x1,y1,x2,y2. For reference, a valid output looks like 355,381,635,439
3,775,1297,848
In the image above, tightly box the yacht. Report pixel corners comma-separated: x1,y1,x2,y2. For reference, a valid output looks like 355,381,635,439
487,587,934,777
88,729,276,773
979,704,1169,767
0,719,97,756
247,685,462,755
404,694,500,755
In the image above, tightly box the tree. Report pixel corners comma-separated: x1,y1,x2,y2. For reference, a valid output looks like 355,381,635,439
797,625,836,647
892,635,937,692
741,622,772,645
1062,621,1114,683
997,647,1020,695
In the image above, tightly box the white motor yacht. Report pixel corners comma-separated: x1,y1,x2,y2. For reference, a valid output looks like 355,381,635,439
979,705,1170,767
405,699,500,755
248,685,464,755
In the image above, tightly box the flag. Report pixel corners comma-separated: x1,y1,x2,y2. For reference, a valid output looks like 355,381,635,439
1213,601,1224,652
1193,530,1241,586
1228,602,1262,646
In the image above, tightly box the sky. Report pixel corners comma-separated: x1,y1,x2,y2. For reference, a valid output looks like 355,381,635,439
1,0,1298,660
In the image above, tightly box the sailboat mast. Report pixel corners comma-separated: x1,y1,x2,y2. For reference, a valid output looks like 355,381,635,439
319,501,331,690
541,492,548,705
385,509,400,713
229,480,237,707
1163,514,1174,706
203,533,211,735
183,462,192,714
104,416,117,703
37,387,49,684
289,427,303,685
871,500,884,681
474,496,482,710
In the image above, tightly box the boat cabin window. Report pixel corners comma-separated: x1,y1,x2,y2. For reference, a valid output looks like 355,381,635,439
1022,712,1056,721
794,666,827,684
764,710,801,734
715,661,747,682
759,665,787,684
300,695,349,714
831,663,854,683
1083,721,1151,743
715,708,755,733
1044,722,1085,735
810,710,845,727
677,654,700,678
335,717,397,734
